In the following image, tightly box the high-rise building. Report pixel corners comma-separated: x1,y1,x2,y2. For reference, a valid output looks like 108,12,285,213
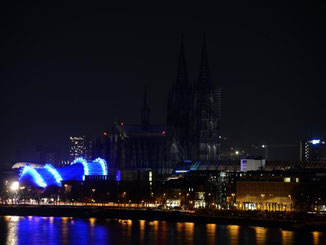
69,136,92,160
299,139,326,162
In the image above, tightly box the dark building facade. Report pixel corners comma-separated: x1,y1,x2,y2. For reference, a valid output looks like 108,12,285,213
167,34,222,163
102,88,169,174
105,121,169,174
99,35,222,174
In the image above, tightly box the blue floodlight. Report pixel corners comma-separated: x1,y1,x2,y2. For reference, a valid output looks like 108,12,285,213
44,164,63,186
19,165,47,188
116,170,121,181
71,157,89,179
93,158,108,175
19,157,109,188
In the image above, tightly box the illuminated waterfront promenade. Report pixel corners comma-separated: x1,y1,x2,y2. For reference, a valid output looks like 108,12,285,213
1,203,326,231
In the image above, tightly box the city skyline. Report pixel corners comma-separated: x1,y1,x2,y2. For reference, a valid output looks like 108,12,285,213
1,2,326,244
0,2,325,166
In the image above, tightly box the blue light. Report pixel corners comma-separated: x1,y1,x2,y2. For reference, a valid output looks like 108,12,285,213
175,170,189,173
116,170,121,181
19,157,109,188
71,157,89,180
93,158,108,175
57,163,84,181
19,166,47,188
44,164,63,186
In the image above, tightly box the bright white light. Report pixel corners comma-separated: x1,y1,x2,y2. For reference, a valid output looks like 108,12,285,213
262,145,265,148
312,139,321,145
235,151,239,155
10,181,19,191
175,170,189,173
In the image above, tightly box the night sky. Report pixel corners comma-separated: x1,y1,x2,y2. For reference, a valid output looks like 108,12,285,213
0,2,325,166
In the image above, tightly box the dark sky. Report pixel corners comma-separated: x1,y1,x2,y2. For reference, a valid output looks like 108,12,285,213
0,1,325,166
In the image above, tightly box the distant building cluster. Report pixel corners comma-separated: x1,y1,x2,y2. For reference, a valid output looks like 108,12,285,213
2,156,326,213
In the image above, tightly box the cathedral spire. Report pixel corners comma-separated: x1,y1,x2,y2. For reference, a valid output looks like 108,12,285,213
176,34,189,89
166,83,173,125
198,33,211,89
141,85,150,128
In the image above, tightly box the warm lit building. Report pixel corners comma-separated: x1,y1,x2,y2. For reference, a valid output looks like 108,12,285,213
236,180,297,211
235,170,326,212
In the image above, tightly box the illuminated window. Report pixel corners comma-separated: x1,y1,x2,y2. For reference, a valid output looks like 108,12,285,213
149,171,152,182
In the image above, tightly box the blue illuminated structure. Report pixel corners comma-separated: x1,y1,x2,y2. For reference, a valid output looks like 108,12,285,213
19,157,108,188
71,157,89,179
93,158,108,176
44,164,63,186
20,166,47,188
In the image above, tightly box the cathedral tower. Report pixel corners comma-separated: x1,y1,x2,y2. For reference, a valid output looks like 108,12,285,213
168,34,221,163
167,35,193,162
193,34,221,160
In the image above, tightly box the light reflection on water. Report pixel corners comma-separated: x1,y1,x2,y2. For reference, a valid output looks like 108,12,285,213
254,226,267,245
206,223,216,244
227,225,239,245
281,229,294,245
0,215,325,245
313,231,321,245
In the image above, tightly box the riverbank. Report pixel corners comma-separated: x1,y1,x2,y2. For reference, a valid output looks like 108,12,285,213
0,205,325,231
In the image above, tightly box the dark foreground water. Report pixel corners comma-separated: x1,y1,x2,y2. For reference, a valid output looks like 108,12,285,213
0,216,325,245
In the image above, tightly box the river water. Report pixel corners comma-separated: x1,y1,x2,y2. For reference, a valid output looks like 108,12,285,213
0,216,324,244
